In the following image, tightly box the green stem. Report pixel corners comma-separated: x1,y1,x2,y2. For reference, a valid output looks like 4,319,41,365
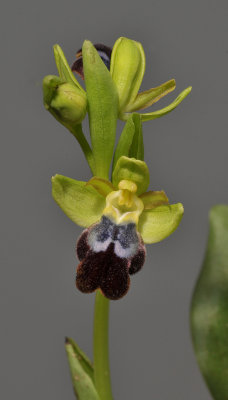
93,290,113,400
69,124,96,175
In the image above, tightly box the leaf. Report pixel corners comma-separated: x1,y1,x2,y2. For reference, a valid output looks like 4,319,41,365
86,177,114,197
66,337,94,382
191,205,228,400
128,114,144,161
82,40,119,179
112,156,150,195
140,190,169,209
52,174,105,227
112,116,135,172
138,203,184,243
65,340,100,400
131,86,192,121
126,79,176,112
113,114,144,173
53,44,84,92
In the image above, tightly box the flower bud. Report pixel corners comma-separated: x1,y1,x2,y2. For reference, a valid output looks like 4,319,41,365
43,75,87,126
110,37,145,113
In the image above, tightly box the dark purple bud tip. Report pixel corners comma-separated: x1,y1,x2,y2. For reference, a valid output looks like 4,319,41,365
72,44,112,79
65,337,70,344
75,217,146,300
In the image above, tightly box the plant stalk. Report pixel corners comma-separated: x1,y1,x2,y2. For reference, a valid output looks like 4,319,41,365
93,290,113,400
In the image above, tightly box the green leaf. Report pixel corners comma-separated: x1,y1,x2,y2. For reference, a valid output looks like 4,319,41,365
140,190,169,209
126,79,176,112
191,205,228,400
112,116,135,172
65,339,100,400
66,337,94,382
110,37,145,112
138,203,184,243
131,86,192,122
113,114,144,173
53,44,84,92
52,174,105,227
86,177,114,197
82,40,119,179
112,156,149,195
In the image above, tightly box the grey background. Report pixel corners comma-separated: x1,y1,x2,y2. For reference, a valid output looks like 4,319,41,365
1,0,228,399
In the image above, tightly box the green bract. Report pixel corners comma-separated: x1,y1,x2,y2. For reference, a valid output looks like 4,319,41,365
110,37,192,121
52,157,183,244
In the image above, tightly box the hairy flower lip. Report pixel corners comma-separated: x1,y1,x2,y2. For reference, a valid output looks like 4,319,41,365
72,43,112,79
76,216,146,300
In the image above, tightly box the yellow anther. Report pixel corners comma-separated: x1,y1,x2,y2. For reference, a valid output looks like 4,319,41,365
118,180,137,193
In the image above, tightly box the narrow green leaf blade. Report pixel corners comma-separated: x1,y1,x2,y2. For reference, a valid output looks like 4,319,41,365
112,116,135,171
65,340,100,400
191,205,228,400
52,174,105,227
138,203,184,243
129,114,144,160
82,40,119,179
66,337,94,382
138,86,192,121
53,44,84,92
126,79,176,112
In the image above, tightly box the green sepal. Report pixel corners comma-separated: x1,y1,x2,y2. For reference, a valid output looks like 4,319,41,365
112,114,144,172
191,205,228,400
65,339,100,400
86,177,114,197
110,37,145,112
66,337,94,382
139,86,192,121
138,203,184,243
52,174,105,227
126,79,176,112
82,40,119,179
53,44,84,92
112,156,149,195
140,190,169,209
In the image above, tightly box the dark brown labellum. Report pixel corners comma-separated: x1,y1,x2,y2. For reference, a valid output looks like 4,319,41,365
75,216,146,300
72,44,112,79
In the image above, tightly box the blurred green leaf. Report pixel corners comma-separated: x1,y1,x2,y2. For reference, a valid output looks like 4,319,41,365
191,205,228,400
65,339,100,400
82,40,119,179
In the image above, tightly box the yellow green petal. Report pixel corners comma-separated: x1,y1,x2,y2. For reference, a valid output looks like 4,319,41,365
138,203,184,243
126,79,176,112
140,190,169,209
86,177,115,197
139,87,192,121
